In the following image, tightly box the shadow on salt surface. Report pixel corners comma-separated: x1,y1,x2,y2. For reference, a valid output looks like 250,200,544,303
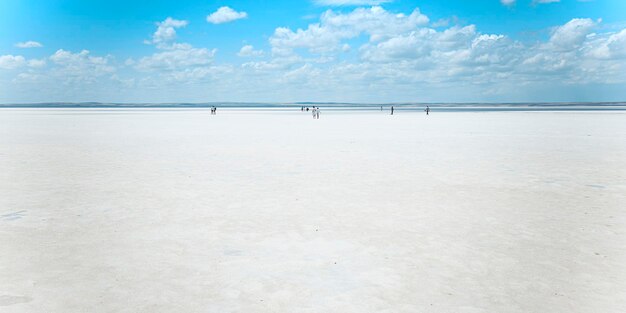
223,248,244,256
0,295,33,306
585,184,606,189
218,235,400,307
1,210,26,221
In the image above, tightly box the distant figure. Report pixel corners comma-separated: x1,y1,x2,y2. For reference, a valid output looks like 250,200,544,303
306,107,309,111
425,106,430,115
316,107,320,119
301,106,304,111
381,106,383,111
391,106,394,115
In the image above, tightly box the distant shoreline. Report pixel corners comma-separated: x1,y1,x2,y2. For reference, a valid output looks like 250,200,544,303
1,102,626,110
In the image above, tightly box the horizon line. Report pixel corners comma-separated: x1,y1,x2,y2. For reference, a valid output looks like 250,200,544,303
2,101,626,107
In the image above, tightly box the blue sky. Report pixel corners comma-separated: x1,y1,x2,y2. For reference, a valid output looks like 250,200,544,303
1,0,625,103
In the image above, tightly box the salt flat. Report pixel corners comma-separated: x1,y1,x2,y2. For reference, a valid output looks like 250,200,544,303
1,108,625,313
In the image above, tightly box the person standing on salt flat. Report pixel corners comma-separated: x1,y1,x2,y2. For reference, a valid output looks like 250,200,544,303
426,106,430,115
312,107,317,119
316,107,320,119
391,106,394,115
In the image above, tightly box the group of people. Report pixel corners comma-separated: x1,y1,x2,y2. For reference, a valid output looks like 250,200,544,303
210,105,429,117
301,106,321,119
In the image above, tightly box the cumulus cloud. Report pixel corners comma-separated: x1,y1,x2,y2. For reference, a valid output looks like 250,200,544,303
533,0,560,4
136,46,217,71
206,7,248,24
259,10,625,100
238,45,264,57
147,17,189,47
28,59,47,68
359,26,477,62
270,6,429,54
133,17,221,85
7,49,126,101
5,49,116,97
0,55,26,69
549,18,596,50
49,49,115,78
15,41,43,48
0,54,46,70
313,0,392,5
504,0,560,6
4,6,626,103
587,29,626,59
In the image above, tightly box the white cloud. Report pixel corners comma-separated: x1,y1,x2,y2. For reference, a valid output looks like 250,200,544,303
6,49,117,102
323,6,429,40
358,25,519,77
8,49,126,101
15,41,43,48
206,7,247,24
587,29,626,59
147,17,189,47
28,59,47,68
0,55,26,69
238,45,264,57
549,18,596,50
313,0,392,6
3,8,626,103
242,54,304,71
13,72,43,83
533,0,560,4
136,46,217,71
134,18,221,84
49,49,115,82
270,6,429,54
50,49,107,66
500,0,516,6
263,14,626,99
359,28,437,62
431,17,457,28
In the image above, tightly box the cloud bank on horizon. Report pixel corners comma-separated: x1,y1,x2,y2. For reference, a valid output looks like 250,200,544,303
0,0,625,103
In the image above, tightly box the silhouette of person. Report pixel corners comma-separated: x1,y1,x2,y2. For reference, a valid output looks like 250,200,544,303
391,106,394,115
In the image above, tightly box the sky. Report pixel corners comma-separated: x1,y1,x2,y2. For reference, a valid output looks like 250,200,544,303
1,0,625,103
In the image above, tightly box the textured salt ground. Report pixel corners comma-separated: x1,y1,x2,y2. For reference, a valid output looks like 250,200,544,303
0,109,625,312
